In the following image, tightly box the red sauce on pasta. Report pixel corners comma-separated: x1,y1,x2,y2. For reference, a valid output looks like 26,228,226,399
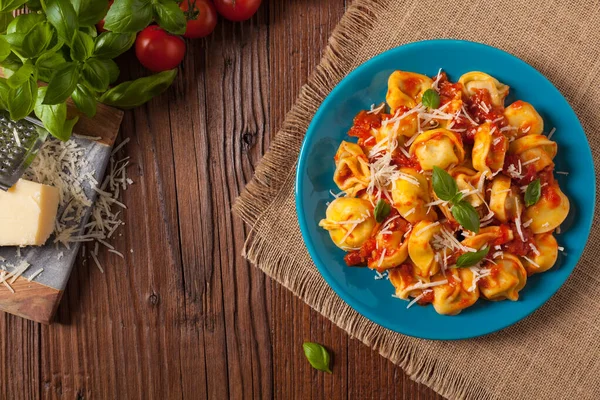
392,152,421,169
417,290,434,305
542,185,562,208
344,238,377,266
348,110,382,140
503,223,533,256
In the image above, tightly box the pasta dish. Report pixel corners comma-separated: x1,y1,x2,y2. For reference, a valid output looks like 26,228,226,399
319,70,569,315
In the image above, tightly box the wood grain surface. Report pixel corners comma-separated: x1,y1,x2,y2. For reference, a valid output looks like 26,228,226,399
1,1,444,399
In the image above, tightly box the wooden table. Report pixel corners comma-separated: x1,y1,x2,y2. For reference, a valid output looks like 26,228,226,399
4,2,443,399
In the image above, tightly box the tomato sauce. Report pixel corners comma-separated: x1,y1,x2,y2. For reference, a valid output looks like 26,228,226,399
397,263,415,283
503,223,534,256
486,135,507,168
542,185,562,208
348,110,382,140
466,88,504,123
417,290,434,305
491,224,512,246
344,238,376,267
391,152,421,170
437,73,462,105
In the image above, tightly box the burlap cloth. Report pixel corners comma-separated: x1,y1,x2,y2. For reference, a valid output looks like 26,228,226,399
233,1,600,398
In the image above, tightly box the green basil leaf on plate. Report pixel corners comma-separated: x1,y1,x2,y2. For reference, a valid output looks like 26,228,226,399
432,166,458,201
153,0,187,35
44,0,79,43
7,62,35,89
0,0,27,13
35,51,67,82
524,178,541,207
93,32,136,59
422,88,440,109
7,77,37,120
34,86,78,141
104,0,153,33
99,69,177,108
43,62,79,105
456,247,490,268
70,30,95,61
452,201,480,233
71,0,109,25
22,21,54,58
374,199,391,223
82,57,110,91
302,342,332,374
71,84,97,118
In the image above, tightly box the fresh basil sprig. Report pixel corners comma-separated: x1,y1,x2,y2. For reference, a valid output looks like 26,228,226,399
456,247,490,268
104,0,186,34
432,166,481,233
374,199,391,223
302,342,332,374
524,178,541,207
422,88,440,109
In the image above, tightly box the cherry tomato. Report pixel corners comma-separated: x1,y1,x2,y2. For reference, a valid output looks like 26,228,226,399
180,0,218,38
96,0,114,33
135,26,186,72
213,0,262,22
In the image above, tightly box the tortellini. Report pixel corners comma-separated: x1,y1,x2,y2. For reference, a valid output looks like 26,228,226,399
459,71,509,107
368,225,409,271
461,226,514,250
386,71,433,111
409,128,465,170
408,221,441,277
509,134,557,172
431,269,479,315
319,198,375,250
522,233,558,275
472,122,508,174
524,182,570,233
504,100,544,137
388,262,425,299
489,175,522,223
333,141,371,197
479,254,527,301
391,168,437,223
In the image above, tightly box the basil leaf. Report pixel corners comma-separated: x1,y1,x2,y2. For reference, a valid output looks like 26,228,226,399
35,51,66,82
104,0,153,33
7,62,35,88
0,35,10,62
99,69,177,108
26,0,42,11
422,88,440,109
34,86,78,141
153,0,186,35
374,199,391,223
44,0,79,43
82,58,109,91
450,192,463,205
6,13,44,34
95,58,120,83
0,0,27,13
71,0,109,25
0,77,8,109
22,21,54,58
7,77,36,120
456,247,490,268
451,201,480,233
524,178,541,207
71,84,96,118
302,342,332,374
432,166,458,201
70,30,94,61
93,31,136,59
0,11,14,33
0,51,21,75
43,62,79,105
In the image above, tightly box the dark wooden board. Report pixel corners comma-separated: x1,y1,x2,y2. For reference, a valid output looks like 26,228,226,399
0,1,444,399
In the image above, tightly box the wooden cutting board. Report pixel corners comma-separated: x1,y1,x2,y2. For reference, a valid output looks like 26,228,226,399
0,100,123,324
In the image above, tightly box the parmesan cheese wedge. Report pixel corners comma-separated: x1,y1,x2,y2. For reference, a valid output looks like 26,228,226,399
0,179,59,246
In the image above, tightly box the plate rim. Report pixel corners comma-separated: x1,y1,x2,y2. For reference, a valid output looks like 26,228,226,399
295,38,596,340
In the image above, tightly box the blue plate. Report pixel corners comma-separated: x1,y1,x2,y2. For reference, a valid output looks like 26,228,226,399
295,39,596,340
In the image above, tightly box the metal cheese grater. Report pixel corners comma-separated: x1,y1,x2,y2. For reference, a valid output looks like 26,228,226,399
0,111,48,191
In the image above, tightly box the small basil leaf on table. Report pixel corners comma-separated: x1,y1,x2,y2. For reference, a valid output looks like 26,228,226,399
99,69,177,109
0,11,14,33
302,342,332,374
0,35,10,62
22,21,54,58
71,84,97,118
35,51,66,82
44,0,79,43
456,247,490,268
451,201,480,233
422,88,440,109
153,0,187,35
0,0,27,13
374,199,391,223
82,58,110,92
524,178,541,207
35,87,78,141
432,166,458,201
93,32,136,59
7,77,37,120
71,0,109,26
7,62,35,89
43,62,79,105
104,0,153,33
